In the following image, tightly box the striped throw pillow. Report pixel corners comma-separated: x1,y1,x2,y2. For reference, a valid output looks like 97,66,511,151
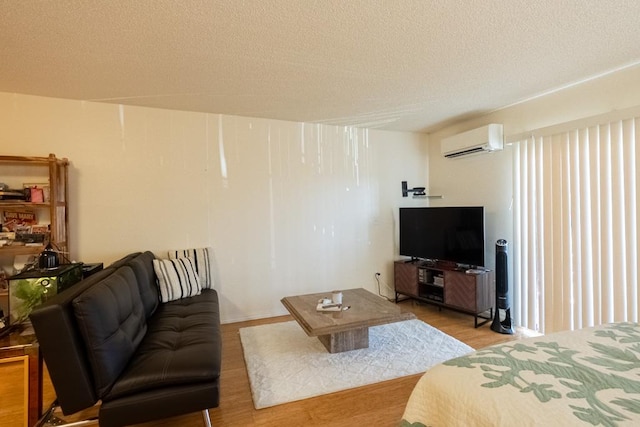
153,257,201,302
168,247,215,289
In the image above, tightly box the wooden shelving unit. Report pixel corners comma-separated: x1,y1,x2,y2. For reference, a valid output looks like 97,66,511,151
0,154,69,301
0,155,70,426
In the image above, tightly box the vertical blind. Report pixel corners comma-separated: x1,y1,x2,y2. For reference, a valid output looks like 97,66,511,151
513,117,639,333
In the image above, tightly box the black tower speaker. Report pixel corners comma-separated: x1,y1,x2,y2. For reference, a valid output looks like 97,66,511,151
491,239,515,334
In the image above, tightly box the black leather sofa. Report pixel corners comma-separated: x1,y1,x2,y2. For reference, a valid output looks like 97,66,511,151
30,251,222,427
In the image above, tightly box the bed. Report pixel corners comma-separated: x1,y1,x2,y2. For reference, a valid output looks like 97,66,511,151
401,322,640,426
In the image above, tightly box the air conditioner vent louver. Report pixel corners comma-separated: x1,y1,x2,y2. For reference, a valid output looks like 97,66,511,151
444,146,486,158
441,124,504,159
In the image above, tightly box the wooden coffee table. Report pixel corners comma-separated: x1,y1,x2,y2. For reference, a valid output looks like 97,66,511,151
281,288,415,353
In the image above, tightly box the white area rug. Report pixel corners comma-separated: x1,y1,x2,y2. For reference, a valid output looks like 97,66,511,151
239,319,473,409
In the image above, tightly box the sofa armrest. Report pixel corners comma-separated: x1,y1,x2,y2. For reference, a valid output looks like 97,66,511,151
30,268,116,414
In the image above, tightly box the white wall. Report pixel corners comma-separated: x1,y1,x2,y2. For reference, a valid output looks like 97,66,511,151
0,92,429,323
427,145,512,270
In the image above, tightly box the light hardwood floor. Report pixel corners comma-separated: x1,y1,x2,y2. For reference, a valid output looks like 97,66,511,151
51,299,538,427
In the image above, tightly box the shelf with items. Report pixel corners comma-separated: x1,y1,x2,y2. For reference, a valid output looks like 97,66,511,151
0,202,53,209
0,154,69,273
0,245,46,256
419,283,444,302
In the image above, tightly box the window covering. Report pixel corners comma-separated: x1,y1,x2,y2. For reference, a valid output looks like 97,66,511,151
513,117,639,333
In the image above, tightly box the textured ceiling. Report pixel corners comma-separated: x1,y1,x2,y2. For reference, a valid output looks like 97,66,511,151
2,0,640,133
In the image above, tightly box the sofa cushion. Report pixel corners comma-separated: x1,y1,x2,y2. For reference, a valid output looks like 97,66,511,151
168,247,216,289
104,289,221,400
72,266,147,397
153,257,201,302
123,251,159,318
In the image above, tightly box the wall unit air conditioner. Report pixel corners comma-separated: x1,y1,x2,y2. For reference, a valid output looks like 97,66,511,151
441,124,503,158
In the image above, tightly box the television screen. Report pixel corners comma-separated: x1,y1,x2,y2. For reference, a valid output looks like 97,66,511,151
399,206,485,267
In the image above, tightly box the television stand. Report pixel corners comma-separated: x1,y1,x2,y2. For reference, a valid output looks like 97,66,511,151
393,260,495,327
434,260,457,270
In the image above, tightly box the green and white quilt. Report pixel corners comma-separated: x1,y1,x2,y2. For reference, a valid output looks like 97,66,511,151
401,322,640,427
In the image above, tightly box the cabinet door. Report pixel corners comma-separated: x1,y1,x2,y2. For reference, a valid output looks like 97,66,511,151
444,272,476,311
0,355,29,427
394,262,419,296
475,271,495,312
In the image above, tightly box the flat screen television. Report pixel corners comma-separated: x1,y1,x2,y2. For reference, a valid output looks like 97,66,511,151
399,206,485,267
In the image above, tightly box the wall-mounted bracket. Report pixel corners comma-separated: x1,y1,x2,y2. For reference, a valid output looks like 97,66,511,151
401,181,442,199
